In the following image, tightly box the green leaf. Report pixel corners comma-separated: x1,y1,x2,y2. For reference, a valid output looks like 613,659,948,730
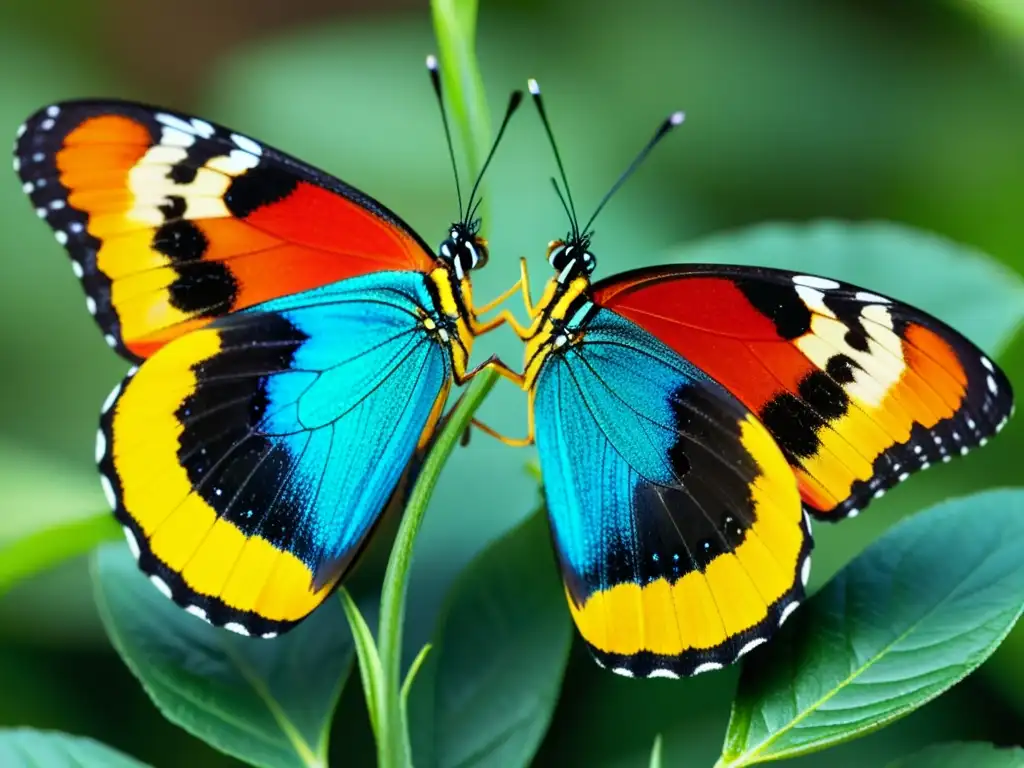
0,440,118,594
670,220,1024,354
339,588,385,742
889,742,1024,767
0,728,147,767
719,489,1024,766
430,0,489,197
93,545,353,768
409,510,572,768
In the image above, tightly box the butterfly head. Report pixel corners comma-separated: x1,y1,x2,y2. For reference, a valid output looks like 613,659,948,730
547,237,596,283
439,221,489,280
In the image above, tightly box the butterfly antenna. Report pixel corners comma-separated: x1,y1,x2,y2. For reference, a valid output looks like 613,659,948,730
427,54,464,220
528,78,580,240
463,89,524,225
580,110,685,237
550,177,575,231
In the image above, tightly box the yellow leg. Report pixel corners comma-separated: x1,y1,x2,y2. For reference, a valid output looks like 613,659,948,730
469,417,534,448
470,309,536,339
473,278,526,315
453,354,526,387
469,258,540,339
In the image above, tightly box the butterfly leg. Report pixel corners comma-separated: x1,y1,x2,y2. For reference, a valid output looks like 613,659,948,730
454,355,535,447
468,259,541,339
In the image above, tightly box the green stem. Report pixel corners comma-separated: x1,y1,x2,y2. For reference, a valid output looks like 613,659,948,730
376,369,499,767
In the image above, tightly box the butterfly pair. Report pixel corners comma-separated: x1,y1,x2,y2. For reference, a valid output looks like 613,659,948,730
14,64,1013,679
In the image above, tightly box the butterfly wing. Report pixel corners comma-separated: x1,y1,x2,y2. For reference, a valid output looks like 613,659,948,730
533,306,810,677
99,271,450,636
593,265,1014,520
15,100,436,361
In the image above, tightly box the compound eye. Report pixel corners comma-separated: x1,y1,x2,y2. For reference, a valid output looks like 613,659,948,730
582,251,597,274
466,238,489,270
546,240,567,266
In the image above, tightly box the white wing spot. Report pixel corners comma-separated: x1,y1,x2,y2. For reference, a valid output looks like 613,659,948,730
16,123,26,138
185,605,209,622
70,221,84,234
190,118,215,138
793,275,840,290
224,622,250,636
801,555,812,586
231,133,263,156
855,291,889,303
898,472,909,482
149,576,173,599
979,438,988,447
648,668,680,679
22,181,33,193
921,461,930,470
847,508,860,518
261,632,278,640
46,105,60,118
914,444,923,454
104,334,117,348
611,666,634,678
159,127,195,148
85,296,97,315
40,118,55,131
959,446,969,456
737,638,767,658
779,601,800,626
692,661,724,675
36,208,47,219
102,382,122,413
55,231,68,245
981,356,994,372
94,429,106,462
873,489,886,499
155,112,196,134
32,152,44,162
100,474,117,509
12,157,19,172
71,260,84,278
49,199,66,210
122,526,141,560
987,376,998,395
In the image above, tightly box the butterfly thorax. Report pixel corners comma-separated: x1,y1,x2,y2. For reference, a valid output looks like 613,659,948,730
522,275,596,390
425,265,475,379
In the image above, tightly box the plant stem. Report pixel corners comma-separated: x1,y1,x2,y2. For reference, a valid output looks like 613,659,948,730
376,369,499,767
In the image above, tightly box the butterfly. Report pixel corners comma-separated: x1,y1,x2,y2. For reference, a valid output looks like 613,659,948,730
476,79,1014,678
13,57,522,638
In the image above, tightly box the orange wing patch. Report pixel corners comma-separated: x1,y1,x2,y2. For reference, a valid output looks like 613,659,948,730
15,100,436,361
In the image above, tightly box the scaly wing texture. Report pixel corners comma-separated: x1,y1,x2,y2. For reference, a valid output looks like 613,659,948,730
533,308,810,678
14,100,436,361
98,271,450,636
594,265,1014,519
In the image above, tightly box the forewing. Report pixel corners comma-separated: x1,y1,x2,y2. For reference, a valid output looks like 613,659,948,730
594,265,1013,520
14,100,436,361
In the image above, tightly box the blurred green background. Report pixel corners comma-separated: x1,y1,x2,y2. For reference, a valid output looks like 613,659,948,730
2,0,1024,765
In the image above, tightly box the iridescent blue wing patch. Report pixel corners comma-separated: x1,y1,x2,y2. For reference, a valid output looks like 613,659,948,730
97,271,451,637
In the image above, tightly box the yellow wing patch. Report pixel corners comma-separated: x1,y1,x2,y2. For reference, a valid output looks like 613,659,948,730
99,328,335,636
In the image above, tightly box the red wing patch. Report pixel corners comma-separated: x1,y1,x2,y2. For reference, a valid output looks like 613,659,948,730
15,100,436,361
594,264,1014,520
